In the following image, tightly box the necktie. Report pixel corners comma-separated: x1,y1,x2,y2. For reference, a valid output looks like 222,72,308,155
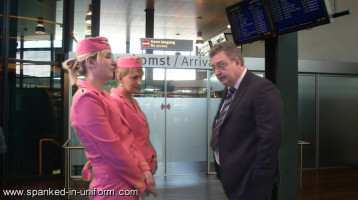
211,87,236,150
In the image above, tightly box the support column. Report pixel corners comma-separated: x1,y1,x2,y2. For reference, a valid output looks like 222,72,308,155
0,0,10,185
145,0,154,87
265,32,299,200
62,0,74,53
126,41,130,53
62,0,75,191
0,0,10,133
1,0,19,184
91,0,100,37
62,0,74,134
50,34,54,88
19,36,24,88
62,0,74,163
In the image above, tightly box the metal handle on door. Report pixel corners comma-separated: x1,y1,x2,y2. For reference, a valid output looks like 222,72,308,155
160,103,171,110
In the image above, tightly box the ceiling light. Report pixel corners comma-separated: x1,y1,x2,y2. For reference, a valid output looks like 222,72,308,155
197,31,203,40
85,26,91,38
227,24,231,29
86,26,91,34
85,4,92,24
195,31,204,46
85,15,92,24
196,39,204,45
86,4,92,16
35,17,46,34
35,24,46,35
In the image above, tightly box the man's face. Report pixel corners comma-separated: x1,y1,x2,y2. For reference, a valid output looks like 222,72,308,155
211,51,242,87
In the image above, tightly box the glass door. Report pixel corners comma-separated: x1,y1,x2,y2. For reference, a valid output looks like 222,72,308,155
165,68,208,175
136,68,212,175
135,68,166,175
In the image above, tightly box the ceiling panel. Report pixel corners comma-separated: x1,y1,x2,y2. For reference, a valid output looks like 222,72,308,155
99,0,240,43
18,0,242,48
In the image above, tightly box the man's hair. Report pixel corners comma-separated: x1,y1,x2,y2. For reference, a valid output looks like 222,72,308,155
209,41,244,65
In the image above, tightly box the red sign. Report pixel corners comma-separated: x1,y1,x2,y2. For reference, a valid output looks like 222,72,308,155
142,40,150,47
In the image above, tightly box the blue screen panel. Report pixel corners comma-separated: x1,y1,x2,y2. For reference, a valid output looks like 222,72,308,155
226,0,274,45
268,0,330,34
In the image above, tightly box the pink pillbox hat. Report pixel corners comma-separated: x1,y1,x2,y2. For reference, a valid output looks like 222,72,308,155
76,36,111,56
117,56,142,68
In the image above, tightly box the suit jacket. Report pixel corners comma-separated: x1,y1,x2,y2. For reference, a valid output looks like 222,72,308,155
215,71,282,200
110,88,157,173
71,80,151,199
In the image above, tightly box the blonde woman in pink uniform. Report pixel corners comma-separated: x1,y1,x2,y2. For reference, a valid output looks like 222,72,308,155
63,37,155,199
111,57,158,175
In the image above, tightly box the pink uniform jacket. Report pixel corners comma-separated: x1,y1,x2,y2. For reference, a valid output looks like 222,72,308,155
71,80,151,199
110,88,157,173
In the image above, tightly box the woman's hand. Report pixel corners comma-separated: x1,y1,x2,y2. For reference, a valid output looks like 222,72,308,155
144,171,157,197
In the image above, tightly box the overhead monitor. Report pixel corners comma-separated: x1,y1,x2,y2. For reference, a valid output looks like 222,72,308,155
226,0,274,45
267,0,331,35
198,41,212,56
210,33,227,47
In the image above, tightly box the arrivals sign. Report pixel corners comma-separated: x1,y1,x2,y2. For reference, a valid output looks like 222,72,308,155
140,38,193,51
68,52,212,69
116,54,211,69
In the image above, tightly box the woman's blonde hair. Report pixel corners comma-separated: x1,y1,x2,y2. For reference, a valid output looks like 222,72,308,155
62,50,110,85
115,67,144,81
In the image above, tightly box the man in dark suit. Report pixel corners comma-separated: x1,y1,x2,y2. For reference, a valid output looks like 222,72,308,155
210,41,282,200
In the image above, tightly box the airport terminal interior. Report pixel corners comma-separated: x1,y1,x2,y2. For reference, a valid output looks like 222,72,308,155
1,0,358,199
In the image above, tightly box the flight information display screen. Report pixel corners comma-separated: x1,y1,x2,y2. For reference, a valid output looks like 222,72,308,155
267,0,330,34
226,0,274,45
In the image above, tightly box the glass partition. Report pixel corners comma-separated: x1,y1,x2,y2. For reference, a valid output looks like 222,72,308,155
165,69,207,174
137,68,211,175
136,68,166,175
298,74,317,168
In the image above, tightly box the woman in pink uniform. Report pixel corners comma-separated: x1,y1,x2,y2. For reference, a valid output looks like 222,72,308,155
62,37,155,199
111,56,157,174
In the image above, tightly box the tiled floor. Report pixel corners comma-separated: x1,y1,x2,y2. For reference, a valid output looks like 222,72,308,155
0,174,226,199
65,174,227,200
146,174,226,200
1,167,358,199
